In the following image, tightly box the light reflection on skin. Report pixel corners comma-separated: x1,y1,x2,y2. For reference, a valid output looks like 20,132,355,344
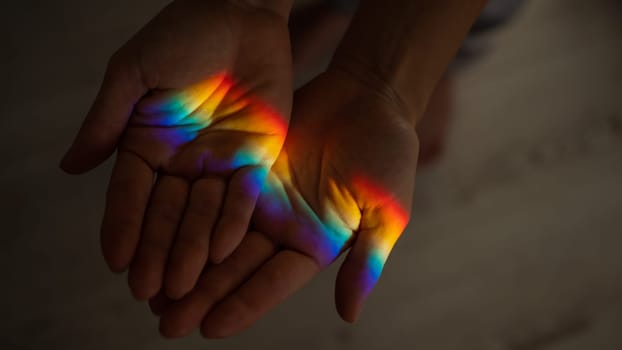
134,72,409,295
257,153,409,297
351,177,408,295
131,73,288,174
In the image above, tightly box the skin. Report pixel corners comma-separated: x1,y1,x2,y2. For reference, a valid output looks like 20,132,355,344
148,0,488,338
60,0,294,301
155,68,418,338
61,0,486,339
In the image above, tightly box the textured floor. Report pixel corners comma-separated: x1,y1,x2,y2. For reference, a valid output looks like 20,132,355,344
2,0,621,349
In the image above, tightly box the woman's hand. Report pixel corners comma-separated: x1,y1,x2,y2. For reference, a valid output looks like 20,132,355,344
154,68,419,338
60,0,293,301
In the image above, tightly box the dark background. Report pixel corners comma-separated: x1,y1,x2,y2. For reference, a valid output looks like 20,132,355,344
2,0,622,349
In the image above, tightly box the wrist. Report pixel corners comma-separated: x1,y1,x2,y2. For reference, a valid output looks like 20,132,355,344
329,51,421,127
326,56,417,127
331,0,487,127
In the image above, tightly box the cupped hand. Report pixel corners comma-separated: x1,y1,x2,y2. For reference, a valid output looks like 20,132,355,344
60,0,293,300
155,68,419,338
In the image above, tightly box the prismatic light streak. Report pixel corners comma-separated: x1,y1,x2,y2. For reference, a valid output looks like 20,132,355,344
150,73,408,295
263,154,409,295
351,176,409,295
144,73,287,174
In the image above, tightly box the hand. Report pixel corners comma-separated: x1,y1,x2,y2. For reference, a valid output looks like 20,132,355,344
154,68,419,338
60,0,293,300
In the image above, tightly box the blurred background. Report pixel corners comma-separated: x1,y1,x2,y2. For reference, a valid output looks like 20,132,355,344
2,0,622,349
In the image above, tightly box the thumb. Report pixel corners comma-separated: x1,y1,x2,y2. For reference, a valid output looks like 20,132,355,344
334,204,408,323
60,53,147,173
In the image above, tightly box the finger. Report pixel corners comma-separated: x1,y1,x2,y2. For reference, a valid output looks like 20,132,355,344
210,166,268,263
128,175,189,300
200,250,320,338
334,224,404,323
61,53,146,173
159,232,276,338
149,292,173,316
164,177,226,299
101,152,153,272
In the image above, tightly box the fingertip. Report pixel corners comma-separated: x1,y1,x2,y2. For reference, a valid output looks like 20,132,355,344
335,296,362,324
159,316,193,339
59,148,92,174
209,255,225,265
148,293,172,316
158,324,177,339
163,245,209,301
128,275,158,302
159,285,218,339
107,262,127,274
159,302,202,339
101,248,130,274
334,255,374,325
100,230,135,274
200,318,232,339
210,222,246,265
209,165,265,265
59,130,114,174
149,302,164,317
137,289,159,302
127,260,163,301
208,242,230,265
199,296,252,339
59,152,78,174
129,283,155,302
335,277,363,324
164,281,192,300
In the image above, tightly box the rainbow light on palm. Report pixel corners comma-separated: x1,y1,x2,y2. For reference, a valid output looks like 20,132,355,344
139,73,287,172
146,73,409,296
263,153,409,296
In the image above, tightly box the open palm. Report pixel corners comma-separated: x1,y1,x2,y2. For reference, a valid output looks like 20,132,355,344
60,0,292,300
155,69,419,338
